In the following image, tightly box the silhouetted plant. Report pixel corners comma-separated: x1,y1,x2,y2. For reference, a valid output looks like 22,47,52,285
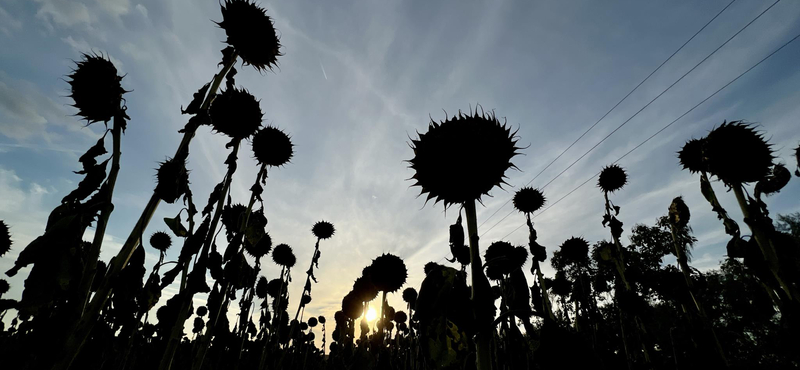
0,221,10,257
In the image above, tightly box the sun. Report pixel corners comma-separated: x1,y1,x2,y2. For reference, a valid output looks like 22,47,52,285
365,307,378,322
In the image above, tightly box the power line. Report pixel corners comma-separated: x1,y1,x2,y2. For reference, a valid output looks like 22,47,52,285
498,30,800,241
477,0,738,230
480,0,781,237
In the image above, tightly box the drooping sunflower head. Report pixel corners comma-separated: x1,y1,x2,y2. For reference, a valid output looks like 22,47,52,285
402,287,418,307
67,53,125,124
704,121,774,184
272,243,296,268
155,156,190,204
149,231,172,253
513,187,546,214
0,220,11,257
341,292,362,320
367,253,408,293
558,237,591,266
209,87,262,140
408,109,521,208
218,0,282,71
244,231,272,258
255,276,268,299
678,138,707,174
252,126,293,167
352,276,378,303
668,196,691,228
312,220,335,240
484,241,526,279
597,164,627,193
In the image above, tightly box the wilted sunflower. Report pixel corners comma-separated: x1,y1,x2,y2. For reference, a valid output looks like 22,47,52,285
408,109,521,207
704,121,774,184
155,156,190,204
678,138,707,174
244,231,272,258
394,311,407,324
272,243,296,267
513,187,546,214
558,237,591,266
402,287,417,308
252,126,294,167
67,53,126,124
209,87,262,140
341,292,363,320
598,164,627,193
352,276,378,303
255,276,268,299
367,253,408,293
484,241,527,279
668,196,691,228
312,220,335,240
218,0,282,71
266,278,285,298
0,220,11,257
149,231,172,253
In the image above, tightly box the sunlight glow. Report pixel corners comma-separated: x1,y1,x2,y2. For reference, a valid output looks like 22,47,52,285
365,307,377,322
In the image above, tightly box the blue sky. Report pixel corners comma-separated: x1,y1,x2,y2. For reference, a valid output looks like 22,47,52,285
1,0,800,346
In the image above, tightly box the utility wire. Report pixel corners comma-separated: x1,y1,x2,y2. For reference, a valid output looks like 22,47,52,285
477,0,738,230
480,0,781,237
498,30,800,241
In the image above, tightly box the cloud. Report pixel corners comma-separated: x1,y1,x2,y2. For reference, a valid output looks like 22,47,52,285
34,0,92,29
0,5,23,36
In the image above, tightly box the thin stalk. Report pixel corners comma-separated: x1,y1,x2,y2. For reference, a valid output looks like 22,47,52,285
53,53,239,370
464,199,493,370
294,239,321,321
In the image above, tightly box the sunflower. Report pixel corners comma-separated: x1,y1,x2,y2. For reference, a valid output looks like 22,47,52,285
408,109,521,207
678,138,707,174
209,87,262,140
312,220,335,240
149,231,172,253
218,0,282,71
598,164,627,193
367,253,407,293
0,221,11,257
67,53,125,124
402,287,418,307
271,243,296,268
252,126,294,167
558,237,591,266
155,156,190,204
704,121,774,184
244,231,272,259
484,241,527,280
513,187,546,214
668,196,691,228
352,276,378,303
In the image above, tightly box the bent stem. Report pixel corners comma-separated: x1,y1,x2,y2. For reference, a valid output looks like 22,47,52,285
53,53,239,370
464,199,493,370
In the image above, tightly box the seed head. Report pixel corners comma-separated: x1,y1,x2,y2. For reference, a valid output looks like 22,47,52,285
352,276,378,303
704,121,774,184
558,237,591,266
484,241,527,280
367,253,408,293
668,196,690,228
408,109,521,208
218,0,282,71
245,231,272,259
155,157,190,204
67,53,125,124
678,138,707,174
0,221,11,257
318,315,326,324
513,187,546,214
196,306,208,317
209,87,262,140
149,231,172,253
402,287,417,308
341,292,362,320
271,243,296,267
308,317,318,327
266,278,285,298
598,164,627,193
252,126,293,167
312,220,335,240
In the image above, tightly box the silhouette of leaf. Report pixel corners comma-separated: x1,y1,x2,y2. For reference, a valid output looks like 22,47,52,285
164,213,188,237
63,159,109,203
182,82,211,115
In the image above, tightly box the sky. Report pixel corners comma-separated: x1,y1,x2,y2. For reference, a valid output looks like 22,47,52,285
1,0,800,349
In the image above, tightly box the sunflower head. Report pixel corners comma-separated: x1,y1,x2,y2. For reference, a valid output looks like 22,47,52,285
155,156,190,204
352,276,378,303
149,231,172,253
402,287,417,307
67,53,125,124
678,138,707,174
704,121,774,184
408,109,521,208
255,276,268,299
558,237,591,266
308,317,318,327
266,278,285,298
367,253,408,293
513,187,546,214
244,231,272,258
271,243,296,268
598,164,627,193
394,311,407,324
484,241,526,279
318,315,326,324
0,220,11,257
312,221,335,240
218,0,282,71
209,87,262,140
668,196,691,228
252,126,293,167
341,292,362,320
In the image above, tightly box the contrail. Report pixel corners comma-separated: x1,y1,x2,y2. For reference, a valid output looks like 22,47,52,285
319,61,328,80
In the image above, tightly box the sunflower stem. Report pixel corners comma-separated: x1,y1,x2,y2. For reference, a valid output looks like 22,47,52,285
464,199,493,370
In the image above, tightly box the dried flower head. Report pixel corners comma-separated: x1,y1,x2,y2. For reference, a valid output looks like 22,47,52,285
67,53,125,124
245,231,272,259
408,109,521,207
209,87,262,140
252,126,294,167
197,306,208,317
484,241,527,280
255,276,268,298
318,315,326,324
598,164,627,193
341,292,362,320
308,317,318,327
367,253,408,293
218,0,282,71
0,221,11,257
352,276,378,303
266,278,284,298
704,121,774,184
402,287,418,308
394,311,407,324
678,138,707,174
149,231,172,253
155,157,190,204
513,187,546,214
271,243,296,267
558,237,591,266
668,196,691,228
312,220,335,240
